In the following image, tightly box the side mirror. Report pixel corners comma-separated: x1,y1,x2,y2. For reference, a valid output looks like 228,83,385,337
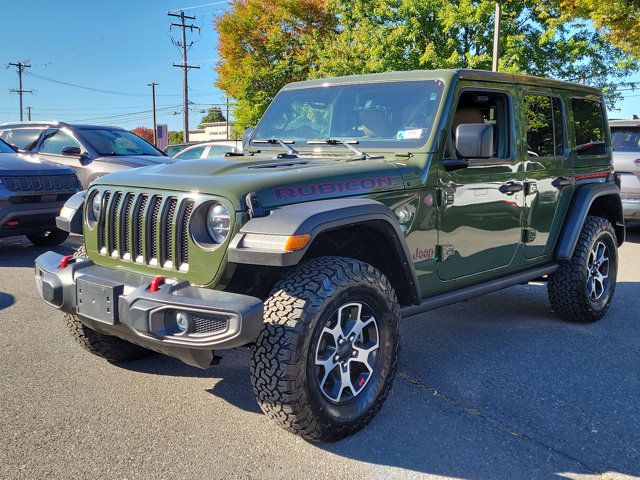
242,127,255,151
61,146,82,156
455,123,493,159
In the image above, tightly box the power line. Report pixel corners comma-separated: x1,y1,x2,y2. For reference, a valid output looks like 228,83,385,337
169,10,201,142
7,61,34,121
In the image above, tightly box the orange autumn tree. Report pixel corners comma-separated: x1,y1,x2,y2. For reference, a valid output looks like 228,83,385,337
131,126,155,144
215,0,336,132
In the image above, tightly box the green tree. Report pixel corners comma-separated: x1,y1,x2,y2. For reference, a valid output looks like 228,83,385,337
198,107,227,128
168,130,184,145
216,0,639,130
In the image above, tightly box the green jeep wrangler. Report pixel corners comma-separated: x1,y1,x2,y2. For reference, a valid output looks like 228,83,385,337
35,69,624,441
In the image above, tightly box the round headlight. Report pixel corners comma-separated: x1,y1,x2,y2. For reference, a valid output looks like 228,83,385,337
91,192,102,220
205,202,230,243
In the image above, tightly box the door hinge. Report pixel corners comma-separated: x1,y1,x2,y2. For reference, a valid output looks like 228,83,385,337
436,244,456,262
523,227,537,243
437,188,455,206
524,181,538,196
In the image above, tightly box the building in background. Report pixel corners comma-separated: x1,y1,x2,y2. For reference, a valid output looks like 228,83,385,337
189,121,235,142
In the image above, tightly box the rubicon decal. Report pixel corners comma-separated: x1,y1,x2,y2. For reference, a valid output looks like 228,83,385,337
274,176,397,200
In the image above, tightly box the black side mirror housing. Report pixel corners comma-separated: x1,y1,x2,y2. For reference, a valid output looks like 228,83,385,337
61,146,82,156
455,123,493,159
242,127,255,151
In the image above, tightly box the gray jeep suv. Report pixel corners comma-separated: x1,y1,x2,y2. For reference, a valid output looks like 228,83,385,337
0,138,79,246
0,122,172,189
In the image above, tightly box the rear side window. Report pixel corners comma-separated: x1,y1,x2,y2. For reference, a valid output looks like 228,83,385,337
611,128,640,152
174,146,206,160
0,128,43,151
524,95,564,157
572,98,607,156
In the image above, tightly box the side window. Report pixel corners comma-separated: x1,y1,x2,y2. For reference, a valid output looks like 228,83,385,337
205,146,235,158
0,128,43,151
572,98,607,156
524,95,564,157
449,90,512,159
175,146,206,160
40,129,81,155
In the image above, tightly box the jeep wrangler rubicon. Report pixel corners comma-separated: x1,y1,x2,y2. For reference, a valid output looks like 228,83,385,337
34,69,624,441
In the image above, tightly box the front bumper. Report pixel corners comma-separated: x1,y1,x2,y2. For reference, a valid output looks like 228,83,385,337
0,205,60,238
34,251,263,369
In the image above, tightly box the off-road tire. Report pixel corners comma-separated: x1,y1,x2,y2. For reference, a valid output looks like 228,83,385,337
250,256,400,442
27,229,69,247
548,215,618,323
62,245,153,362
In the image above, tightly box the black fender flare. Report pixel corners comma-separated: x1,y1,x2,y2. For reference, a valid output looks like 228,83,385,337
55,190,86,235
228,198,421,303
555,182,625,261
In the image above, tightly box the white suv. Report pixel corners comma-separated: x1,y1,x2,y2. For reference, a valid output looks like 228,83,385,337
611,119,640,221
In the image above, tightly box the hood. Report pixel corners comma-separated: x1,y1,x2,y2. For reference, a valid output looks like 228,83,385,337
94,154,408,210
98,154,173,168
0,152,75,175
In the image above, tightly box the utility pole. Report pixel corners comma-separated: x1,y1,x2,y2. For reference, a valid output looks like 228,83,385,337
169,10,200,143
8,61,33,121
492,0,502,72
225,97,230,140
26,106,32,121
148,82,159,146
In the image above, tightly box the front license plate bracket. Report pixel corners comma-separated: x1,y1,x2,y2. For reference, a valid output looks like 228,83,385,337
77,275,124,325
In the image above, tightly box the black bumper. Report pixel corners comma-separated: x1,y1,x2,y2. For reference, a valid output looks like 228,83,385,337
34,251,264,369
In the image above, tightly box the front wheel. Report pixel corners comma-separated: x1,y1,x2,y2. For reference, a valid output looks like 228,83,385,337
548,215,618,323
250,256,400,442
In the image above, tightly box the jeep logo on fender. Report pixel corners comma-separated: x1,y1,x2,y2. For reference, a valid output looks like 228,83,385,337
274,176,396,200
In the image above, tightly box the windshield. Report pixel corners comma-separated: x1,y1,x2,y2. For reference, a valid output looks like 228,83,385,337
252,80,444,150
81,129,163,156
0,138,16,153
612,127,640,152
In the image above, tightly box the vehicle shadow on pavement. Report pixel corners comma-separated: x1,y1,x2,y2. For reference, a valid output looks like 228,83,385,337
625,222,640,243
315,281,640,479
0,291,15,311
0,236,82,268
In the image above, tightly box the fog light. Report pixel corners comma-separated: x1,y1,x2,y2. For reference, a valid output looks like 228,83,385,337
175,312,190,334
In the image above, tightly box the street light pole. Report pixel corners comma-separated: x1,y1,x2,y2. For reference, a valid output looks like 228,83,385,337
492,0,502,72
148,82,159,146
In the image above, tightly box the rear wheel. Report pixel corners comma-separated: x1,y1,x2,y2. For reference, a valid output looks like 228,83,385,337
548,215,618,323
62,245,153,362
250,256,400,441
27,229,69,247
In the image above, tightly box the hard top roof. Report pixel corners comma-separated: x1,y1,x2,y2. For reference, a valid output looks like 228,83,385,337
610,119,640,128
283,69,602,96
0,121,126,131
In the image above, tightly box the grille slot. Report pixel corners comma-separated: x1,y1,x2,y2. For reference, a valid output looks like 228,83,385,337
148,196,162,264
161,198,178,266
107,192,122,256
178,200,194,269
97,191,111,252
120,194,135,259
132,195,148,262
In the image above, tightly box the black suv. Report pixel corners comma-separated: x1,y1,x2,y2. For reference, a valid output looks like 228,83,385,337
0,138,79,246
0,122,172,189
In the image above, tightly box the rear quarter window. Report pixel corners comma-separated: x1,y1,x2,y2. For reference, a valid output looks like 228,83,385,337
572,98,608,156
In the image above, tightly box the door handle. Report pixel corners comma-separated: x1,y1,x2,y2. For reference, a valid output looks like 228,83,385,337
499,182,524,195
552,176,573,189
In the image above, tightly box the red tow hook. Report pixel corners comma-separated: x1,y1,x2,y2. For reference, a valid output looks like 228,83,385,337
148,276,166,293
59,255,75,269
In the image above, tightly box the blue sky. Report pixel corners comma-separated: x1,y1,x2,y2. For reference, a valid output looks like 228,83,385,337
0,0,638,132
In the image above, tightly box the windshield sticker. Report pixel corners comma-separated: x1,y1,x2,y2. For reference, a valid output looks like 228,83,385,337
396,129,423,140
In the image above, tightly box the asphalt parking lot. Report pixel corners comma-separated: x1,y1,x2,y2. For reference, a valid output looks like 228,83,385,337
1,227,639,480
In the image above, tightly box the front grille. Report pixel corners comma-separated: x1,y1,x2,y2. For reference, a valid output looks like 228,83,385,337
1,174,78,192
96,190,194,271
9,193,73,204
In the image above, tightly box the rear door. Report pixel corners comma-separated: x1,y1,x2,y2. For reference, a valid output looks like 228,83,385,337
35,128,88,184
519,88,573,259
437,83,524,281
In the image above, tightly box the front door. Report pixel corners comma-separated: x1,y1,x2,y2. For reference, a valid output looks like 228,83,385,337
437,84,524,281
36,128,87,185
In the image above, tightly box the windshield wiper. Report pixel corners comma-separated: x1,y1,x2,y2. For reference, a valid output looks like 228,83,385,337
252,138,299,157
307,139,368,159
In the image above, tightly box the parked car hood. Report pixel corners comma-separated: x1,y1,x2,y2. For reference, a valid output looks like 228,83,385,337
98,154,173,168
0,152,75,176
94,154,409,210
